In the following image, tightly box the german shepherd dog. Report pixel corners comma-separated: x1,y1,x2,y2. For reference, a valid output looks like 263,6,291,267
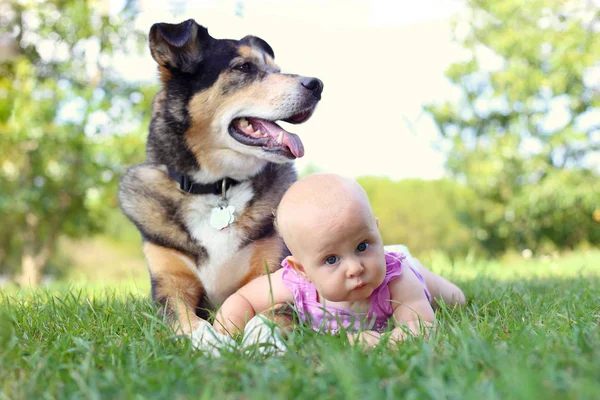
118,19,323,341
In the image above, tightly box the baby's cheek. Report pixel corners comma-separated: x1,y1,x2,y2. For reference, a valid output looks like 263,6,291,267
322,283,344,302
374,261,387,281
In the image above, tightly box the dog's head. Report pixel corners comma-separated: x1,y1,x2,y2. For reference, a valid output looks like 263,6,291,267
149,19,323,178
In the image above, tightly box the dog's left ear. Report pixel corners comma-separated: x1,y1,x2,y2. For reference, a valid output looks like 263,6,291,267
240,35,274,59
149,19,213,73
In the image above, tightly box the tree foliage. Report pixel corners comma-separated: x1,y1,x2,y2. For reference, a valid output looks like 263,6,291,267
358,177,477,259
425,0,600,255
0,0,152,284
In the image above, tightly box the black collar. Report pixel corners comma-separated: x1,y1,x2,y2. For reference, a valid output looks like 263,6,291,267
167,168,241,195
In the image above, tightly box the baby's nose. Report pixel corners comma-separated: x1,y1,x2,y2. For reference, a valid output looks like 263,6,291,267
346,260,364,277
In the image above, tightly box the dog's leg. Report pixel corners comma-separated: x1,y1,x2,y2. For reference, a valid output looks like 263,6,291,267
143,242,234,355
260,303,295,330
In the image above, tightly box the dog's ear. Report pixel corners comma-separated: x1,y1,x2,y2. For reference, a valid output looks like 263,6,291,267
240,35,274,59
149,19,212,73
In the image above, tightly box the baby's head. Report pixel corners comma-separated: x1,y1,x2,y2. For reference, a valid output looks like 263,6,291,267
276,173,386,302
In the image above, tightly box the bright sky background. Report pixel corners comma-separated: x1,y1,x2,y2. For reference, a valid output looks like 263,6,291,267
114,0,469,180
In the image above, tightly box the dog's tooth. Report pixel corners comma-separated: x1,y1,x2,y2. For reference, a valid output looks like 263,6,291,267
255,129,262,136
247,124,254,132
239,118,248,127
277,132,284,144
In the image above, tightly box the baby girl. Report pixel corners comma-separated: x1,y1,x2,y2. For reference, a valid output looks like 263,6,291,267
213,173,465,347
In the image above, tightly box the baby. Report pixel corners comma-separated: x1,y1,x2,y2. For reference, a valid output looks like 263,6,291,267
214,173,465,347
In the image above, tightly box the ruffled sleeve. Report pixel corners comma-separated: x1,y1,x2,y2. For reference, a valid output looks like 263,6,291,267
281,259,303,290
384,251,406,282
372,251,406,316
280,259,317,320
377,251,431,309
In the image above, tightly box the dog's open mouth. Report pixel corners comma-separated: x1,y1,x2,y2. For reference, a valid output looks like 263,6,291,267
228,109,314,159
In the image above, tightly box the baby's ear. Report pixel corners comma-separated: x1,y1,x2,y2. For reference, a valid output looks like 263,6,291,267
285,256,310,281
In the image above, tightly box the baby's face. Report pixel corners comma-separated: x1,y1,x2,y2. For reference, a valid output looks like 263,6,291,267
290,199,387,303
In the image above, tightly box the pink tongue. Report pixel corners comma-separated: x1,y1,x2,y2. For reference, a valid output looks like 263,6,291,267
247,118,305,158
281,131,305,158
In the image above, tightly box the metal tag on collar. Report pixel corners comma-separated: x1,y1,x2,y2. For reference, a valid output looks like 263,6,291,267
210,178,235,230
220,178,227,202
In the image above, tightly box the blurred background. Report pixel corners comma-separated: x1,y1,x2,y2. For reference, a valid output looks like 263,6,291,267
0,0,598,287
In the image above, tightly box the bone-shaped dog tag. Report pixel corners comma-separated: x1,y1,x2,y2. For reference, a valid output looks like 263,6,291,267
210,205,235,230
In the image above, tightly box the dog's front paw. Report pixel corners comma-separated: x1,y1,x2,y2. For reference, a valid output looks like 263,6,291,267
190,320,236,357
241,315,287,356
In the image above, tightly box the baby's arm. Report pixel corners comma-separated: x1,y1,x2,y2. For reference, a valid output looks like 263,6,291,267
388,263,436,342
213,268,293,336
349,264,435,348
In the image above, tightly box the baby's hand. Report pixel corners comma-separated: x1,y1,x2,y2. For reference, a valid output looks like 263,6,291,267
347,330,381,349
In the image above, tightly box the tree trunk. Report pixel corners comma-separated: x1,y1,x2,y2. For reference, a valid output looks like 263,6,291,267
18,237,58,286
17,213,42,286
17,212,59,287
18,245,42,286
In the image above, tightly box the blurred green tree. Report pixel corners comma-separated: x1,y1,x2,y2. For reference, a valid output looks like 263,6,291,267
359,177,477,259
425,0,600,255
0,0,151,285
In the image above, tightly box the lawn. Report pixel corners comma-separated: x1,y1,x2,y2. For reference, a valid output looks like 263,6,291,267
1,250,599,399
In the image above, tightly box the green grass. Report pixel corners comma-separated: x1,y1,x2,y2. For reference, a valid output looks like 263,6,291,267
1,251,599,399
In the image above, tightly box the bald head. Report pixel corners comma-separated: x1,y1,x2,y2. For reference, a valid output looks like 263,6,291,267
276,173,375,254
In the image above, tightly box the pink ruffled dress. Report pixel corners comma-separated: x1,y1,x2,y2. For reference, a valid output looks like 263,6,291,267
281,251,431,333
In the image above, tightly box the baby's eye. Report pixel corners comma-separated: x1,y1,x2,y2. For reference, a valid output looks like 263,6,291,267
325,255,340,265
356,242,369,252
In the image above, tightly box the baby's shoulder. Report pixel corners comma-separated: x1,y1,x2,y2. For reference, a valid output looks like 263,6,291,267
384,251,406,275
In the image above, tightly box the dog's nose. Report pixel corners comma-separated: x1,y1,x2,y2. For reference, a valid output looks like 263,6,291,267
300,77,324,100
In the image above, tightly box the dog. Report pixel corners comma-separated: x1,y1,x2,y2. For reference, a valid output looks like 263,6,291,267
118,19,323,346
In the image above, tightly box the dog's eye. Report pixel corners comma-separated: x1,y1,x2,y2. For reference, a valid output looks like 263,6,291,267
235,62,253,73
